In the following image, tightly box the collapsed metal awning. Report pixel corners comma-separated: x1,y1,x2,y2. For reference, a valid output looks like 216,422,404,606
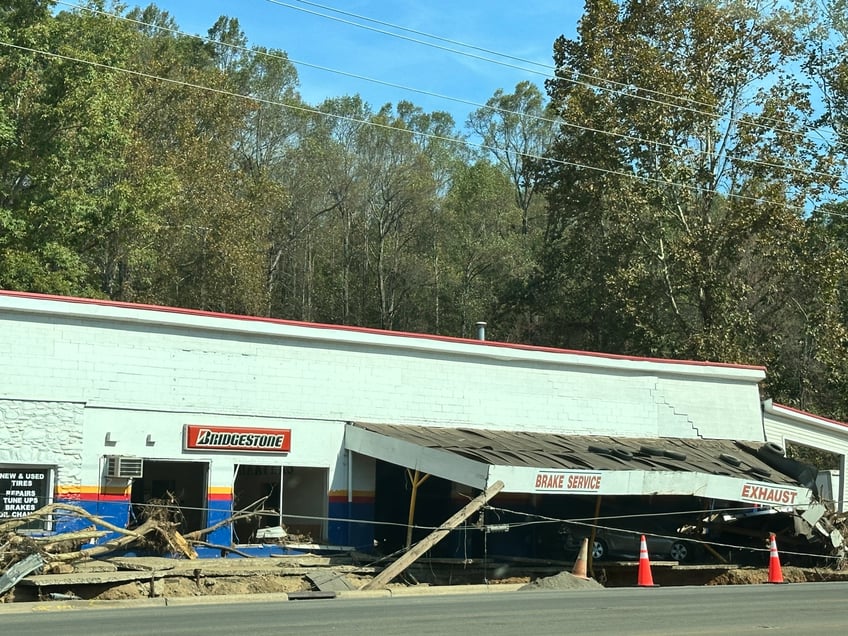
344,422,816,508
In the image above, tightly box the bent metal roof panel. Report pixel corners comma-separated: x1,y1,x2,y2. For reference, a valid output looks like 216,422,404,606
345,422,815,508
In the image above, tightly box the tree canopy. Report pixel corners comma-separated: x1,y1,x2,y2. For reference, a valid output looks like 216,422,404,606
2,0,848,420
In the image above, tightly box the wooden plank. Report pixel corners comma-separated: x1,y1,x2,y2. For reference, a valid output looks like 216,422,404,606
361,480,504,590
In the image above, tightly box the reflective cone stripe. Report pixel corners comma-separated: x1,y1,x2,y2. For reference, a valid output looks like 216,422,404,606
572,537,590,579
767,533,786,584
637,535,656,587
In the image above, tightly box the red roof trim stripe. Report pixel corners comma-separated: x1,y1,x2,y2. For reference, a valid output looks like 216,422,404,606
771,402,848,429
0,290,765,371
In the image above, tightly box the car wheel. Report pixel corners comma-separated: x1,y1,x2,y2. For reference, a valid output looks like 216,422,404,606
592,539,607,560
669,541,690,563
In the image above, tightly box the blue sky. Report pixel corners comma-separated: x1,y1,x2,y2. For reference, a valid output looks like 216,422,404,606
116,0,583,126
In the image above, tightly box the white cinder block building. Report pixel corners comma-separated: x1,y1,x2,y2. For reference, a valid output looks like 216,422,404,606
1,290,845,556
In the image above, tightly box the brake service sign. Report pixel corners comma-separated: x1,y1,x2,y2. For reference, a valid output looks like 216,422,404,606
534,470,602,493
184,425,291,453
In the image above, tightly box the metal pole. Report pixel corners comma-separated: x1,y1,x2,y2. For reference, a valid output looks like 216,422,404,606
347,449,353,545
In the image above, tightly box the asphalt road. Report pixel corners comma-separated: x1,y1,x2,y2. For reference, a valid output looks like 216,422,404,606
4,583,847,635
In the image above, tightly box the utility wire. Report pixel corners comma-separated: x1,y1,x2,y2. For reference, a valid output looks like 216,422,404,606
16,496,836,563
53,3,844,196
15,483,844,563
0,37,813,214
256,1,841,187
278,0,728,114
266,0,824,141
485,504,843,562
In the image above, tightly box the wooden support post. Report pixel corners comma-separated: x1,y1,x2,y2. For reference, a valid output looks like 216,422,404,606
405,469,430,549
703,542,728,564
588,495,602,579
362,480,504,590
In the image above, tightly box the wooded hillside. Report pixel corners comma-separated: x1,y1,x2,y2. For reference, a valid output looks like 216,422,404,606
2,1,848,427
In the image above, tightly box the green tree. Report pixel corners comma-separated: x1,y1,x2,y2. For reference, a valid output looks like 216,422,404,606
534,0,838,368
0,1,143,296
438,160,529,338
269,95,369,323
467,81,555,236
765,1,848,419
355,103,441,330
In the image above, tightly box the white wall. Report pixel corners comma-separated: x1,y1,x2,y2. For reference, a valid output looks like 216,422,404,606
0,295,767,443
762,401,848,512
82,406,347,493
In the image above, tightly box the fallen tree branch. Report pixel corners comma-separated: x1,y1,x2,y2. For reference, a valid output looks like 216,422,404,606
47,518,196,562
184,495,271,541
2,498,279,567
1,503,198,567
191,540,253,558
0,503,130,535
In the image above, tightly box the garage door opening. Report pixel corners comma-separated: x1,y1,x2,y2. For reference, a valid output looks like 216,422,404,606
130,460,208,534
233,464,328,545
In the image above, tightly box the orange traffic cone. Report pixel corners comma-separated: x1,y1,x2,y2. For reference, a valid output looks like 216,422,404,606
637,535,657,587
572,537,590,580
767,533,786,584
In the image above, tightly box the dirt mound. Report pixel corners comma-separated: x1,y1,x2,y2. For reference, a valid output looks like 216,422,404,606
518,571,604,591
707,566,848,585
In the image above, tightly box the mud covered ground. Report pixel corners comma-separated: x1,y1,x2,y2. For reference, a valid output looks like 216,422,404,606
4,557,848,603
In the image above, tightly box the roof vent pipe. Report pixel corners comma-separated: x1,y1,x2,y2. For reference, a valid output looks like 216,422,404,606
475,321,487,341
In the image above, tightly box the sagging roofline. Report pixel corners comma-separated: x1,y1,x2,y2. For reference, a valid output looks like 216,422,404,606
344,423,814,503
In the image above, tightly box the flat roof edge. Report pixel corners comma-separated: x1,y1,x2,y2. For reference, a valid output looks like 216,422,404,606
0,290,765,381
763,400,848,431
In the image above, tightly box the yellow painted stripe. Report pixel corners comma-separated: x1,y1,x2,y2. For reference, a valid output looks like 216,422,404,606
55,484,131,497
57,485,232,497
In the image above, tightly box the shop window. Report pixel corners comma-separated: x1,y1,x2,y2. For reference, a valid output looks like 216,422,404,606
129,460,208,534
233,465,327,545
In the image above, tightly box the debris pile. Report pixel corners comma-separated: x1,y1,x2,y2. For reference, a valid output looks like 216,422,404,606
679,503,848,567
0,495,298,599
518,571,603,591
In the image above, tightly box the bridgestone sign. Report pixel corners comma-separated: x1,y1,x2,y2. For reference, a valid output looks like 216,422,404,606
184,424,291,453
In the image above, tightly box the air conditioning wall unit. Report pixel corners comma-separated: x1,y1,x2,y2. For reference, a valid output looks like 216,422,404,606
105,456,144,479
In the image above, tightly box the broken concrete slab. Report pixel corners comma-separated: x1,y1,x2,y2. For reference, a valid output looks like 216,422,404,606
305,569,357,592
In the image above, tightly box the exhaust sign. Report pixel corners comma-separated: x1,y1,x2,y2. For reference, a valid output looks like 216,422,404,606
739,482,798,506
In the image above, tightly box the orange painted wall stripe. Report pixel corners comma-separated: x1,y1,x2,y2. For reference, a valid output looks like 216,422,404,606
329,490,374,503
329,490,374,498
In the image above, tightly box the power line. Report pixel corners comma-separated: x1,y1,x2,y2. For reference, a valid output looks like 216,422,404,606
53,2,846,192
258,1,842,187
0,37,812,214
279,0,720,113
267,0,823,142
485,504,842,562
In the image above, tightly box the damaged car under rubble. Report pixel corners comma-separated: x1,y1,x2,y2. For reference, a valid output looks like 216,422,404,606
355,424,847,567
676,443,847,565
